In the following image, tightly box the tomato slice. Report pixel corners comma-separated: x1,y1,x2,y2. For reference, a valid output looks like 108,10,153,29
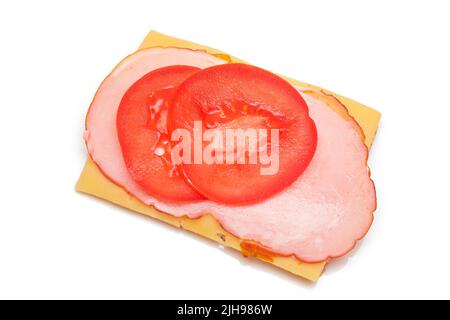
117,65,204,201
168,63,317,204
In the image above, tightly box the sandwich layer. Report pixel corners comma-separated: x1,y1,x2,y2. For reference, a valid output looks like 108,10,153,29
77,31,380,281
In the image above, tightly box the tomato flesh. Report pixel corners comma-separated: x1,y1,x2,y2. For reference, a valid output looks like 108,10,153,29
169,63,317,204
117,65,204,201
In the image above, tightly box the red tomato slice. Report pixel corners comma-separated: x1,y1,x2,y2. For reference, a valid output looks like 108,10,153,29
168,63,317,204
117,65,204,201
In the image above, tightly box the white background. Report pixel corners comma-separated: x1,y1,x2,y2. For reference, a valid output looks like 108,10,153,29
0,0,449,300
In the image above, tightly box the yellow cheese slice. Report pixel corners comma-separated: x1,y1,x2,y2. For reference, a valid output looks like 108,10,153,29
76,31,381,282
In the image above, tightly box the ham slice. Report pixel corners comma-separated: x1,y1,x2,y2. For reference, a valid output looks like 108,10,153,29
84,48,376,262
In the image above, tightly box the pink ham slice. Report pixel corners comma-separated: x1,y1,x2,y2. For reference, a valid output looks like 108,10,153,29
84,48,376,262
